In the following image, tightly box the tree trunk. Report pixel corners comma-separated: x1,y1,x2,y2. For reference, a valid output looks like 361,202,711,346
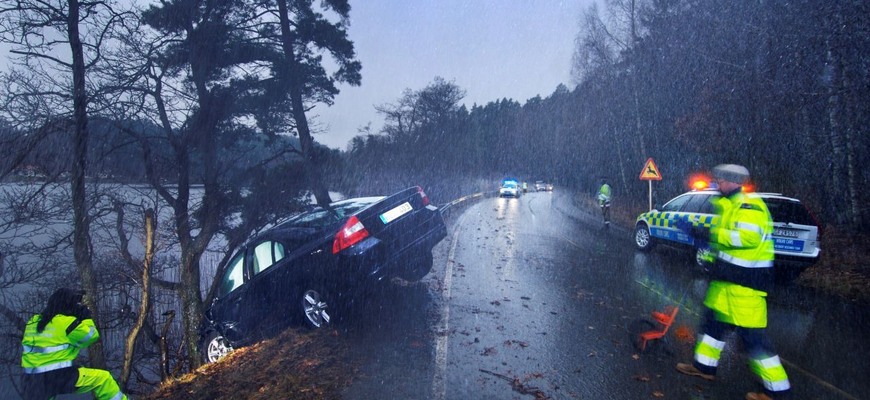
825,9,850,227
276,0,332,208
67,0,105,369
121,209,155,388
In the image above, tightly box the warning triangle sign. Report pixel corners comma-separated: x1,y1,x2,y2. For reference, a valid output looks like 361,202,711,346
639,158,662,181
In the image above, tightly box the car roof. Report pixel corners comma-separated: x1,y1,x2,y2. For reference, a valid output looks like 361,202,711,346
681,190,800,202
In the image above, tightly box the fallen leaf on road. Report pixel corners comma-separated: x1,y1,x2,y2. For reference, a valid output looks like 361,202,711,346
633,375,650,382
632,354,640,360
653,391,664,397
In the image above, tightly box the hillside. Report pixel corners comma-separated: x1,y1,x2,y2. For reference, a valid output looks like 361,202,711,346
145,328,355,400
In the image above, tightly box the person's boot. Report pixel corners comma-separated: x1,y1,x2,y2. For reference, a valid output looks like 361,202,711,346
745,392,774,400
675,363,715,381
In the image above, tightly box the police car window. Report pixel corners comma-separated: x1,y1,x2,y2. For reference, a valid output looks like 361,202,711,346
661,195,691,212
683,194,712,213
219,253,245,297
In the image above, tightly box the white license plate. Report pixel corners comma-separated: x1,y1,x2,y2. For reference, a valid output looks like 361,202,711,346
380,202,413,224
773,228,799,238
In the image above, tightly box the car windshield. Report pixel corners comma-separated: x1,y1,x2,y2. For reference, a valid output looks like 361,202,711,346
285,197,384,228
503,182,517,189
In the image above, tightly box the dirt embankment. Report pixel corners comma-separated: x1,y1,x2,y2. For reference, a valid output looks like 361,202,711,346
145,329,355,400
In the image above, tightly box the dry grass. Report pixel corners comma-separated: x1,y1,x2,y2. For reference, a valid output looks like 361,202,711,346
797,227,870,304
145,328,355,400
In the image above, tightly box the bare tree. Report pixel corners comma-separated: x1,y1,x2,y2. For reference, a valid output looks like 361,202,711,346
0,0,133,369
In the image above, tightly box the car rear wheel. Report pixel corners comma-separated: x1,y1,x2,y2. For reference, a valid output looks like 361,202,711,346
399,252,434,282
635,224,655,251
301,288,331,329
201,330,233,364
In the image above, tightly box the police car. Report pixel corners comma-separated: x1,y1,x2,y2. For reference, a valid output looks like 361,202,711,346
499,179,522,198
634,187,821,281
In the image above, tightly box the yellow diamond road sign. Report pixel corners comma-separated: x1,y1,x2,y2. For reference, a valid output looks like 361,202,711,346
639,158,662,181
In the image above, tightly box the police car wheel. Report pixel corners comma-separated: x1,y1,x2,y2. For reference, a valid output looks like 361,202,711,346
202,330,233,364
695,247,714,268
634,224,654,251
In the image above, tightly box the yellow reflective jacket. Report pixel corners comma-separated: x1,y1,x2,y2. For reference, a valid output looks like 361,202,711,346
21,314,99,374
704,190,775,328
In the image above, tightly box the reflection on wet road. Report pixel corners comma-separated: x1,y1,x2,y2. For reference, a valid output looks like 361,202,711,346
342,190,868,400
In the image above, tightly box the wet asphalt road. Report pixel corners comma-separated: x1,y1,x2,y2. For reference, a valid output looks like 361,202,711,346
340,190,870,400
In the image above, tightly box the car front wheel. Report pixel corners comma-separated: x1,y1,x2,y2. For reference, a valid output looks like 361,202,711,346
201,330,233,364
635,224,655,251
301,288,331,329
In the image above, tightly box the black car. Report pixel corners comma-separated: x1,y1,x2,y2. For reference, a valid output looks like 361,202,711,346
200,186,447,363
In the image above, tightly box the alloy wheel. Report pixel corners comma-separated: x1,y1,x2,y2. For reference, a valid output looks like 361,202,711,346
206,334,232,363
302,289,331,328
635,225,652,250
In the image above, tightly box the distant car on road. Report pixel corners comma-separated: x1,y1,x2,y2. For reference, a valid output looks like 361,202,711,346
634,189,821,281
199,186,447,363
534,181,547,191
499,180,521,198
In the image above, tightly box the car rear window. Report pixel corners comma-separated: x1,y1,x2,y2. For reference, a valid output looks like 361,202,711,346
763,198,816,226
286,197,382,228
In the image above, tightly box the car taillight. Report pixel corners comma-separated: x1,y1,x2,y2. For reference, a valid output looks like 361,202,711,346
416,186,430,206
332,215,369,254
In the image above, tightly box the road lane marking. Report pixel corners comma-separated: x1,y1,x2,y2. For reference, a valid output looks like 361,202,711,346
432,211,466,400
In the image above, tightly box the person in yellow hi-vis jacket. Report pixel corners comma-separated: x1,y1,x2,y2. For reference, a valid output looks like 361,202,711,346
21,288,128,400
674,164,790,400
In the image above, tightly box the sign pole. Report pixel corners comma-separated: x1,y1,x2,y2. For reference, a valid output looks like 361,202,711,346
648,180,652,211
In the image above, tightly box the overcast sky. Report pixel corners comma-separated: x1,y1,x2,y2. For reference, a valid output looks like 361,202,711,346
312,1,594,150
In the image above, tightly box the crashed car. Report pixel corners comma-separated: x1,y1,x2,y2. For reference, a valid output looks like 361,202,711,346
200,186,447,363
